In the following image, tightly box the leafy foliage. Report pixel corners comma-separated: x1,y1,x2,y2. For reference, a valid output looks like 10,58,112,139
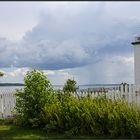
63,79,78,93
14,70,55,128
0,72,4,77
42,93,140,138
14,72,140,138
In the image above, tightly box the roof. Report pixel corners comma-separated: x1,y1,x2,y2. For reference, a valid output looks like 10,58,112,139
132,37,140,45
132,41,140,45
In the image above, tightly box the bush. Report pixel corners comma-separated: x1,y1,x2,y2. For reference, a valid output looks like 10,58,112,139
0,71,4,77
14,70,55,128
14,71,140,138
0,116,17,125
63,79,78,93
43,94,140,138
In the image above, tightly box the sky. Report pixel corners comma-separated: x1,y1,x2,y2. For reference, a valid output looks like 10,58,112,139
0,2,139,85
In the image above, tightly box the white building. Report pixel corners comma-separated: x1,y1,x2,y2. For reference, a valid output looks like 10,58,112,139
132,37,140,84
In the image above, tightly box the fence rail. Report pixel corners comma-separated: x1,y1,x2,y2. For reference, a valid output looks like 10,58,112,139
0,84,140,118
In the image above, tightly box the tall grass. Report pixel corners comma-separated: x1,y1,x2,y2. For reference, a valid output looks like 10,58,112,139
42,93,140,138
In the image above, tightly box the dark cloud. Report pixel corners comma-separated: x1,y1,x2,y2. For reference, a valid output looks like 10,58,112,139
0,2,139,70
0,38,18,67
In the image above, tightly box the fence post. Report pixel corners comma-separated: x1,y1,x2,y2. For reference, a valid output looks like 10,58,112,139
135,85,139,107
120,84,124,100
125,84,128,101
129,84,132,103
132,84,136,103
138,85,140,107
1,94,3,118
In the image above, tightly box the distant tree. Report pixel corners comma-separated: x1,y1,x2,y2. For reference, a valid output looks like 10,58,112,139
0,72,4,77
63,79,78,93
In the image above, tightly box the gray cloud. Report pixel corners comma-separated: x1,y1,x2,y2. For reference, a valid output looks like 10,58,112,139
63,54,134,85
0,38,18,67
0,2,139,70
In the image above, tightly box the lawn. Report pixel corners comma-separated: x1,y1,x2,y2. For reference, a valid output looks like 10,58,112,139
0,125,49,139
0,125,113,139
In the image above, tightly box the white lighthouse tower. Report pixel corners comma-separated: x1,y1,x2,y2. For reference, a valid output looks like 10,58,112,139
132,37,140,84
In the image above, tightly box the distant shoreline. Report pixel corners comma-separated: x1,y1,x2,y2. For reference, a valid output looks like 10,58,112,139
0,83,24,86
0,83,120,87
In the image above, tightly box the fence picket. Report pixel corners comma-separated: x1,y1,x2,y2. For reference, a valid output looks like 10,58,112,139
0,84,140,118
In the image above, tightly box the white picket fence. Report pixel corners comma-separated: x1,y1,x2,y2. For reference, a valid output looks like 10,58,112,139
0,84,140,118
0,89,16,118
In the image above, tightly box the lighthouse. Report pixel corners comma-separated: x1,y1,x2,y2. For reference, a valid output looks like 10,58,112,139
132,37,140,84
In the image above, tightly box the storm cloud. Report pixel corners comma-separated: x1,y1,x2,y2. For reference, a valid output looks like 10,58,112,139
0,2,139,70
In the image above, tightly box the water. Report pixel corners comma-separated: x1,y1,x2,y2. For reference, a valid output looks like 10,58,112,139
0,84,120,94
78,84,119,89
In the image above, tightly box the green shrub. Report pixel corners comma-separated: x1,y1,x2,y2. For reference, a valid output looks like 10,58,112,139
0,116,16,125
63,79,78,93
0,71,4,77
14,70,55,128
13,71,140,138
43,94,140,138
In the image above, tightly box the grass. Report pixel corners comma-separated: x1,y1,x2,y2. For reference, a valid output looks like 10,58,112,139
0,125,119,139
0,125,49,139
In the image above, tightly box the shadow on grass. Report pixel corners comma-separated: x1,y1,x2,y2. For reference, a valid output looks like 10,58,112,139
0,125,49,139
0,125,131,140
0,125,86,140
